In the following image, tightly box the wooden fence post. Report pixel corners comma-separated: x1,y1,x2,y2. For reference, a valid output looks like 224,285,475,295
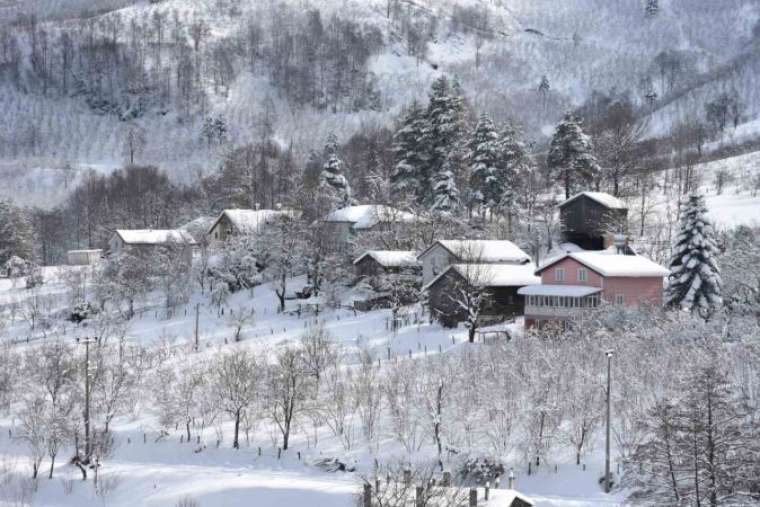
469,488,477,507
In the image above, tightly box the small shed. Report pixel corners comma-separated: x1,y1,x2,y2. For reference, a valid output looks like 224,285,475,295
353,250,421,278
559,192,628,250
67,249,102,266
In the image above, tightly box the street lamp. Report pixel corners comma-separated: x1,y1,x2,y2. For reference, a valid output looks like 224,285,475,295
604,349,613,494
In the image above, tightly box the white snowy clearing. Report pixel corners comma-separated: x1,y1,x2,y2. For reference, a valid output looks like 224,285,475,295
0,266,626,507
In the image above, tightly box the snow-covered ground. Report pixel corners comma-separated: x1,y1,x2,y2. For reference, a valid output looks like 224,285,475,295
0,265,630,507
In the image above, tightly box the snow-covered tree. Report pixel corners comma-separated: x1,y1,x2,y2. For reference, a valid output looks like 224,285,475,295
497,123,533,228
255,215,304,312
645,0,659,17
665,194,722,318
423,76,467,207
467,113,502,212
430,165,460,214
390,101,427,204
211,351,261,449
319,133,354,210
0,200,33,265
547,113,601,198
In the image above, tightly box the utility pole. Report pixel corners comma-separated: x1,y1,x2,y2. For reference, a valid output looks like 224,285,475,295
604,349,613,494
194,303,200,352
77,336,98,462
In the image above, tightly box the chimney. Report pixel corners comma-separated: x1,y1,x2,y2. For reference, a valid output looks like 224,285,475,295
613,234,627,254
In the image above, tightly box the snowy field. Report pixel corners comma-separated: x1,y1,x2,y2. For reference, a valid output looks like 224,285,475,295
0,265,630,507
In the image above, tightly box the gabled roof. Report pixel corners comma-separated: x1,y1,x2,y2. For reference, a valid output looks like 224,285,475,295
418,240,531,264
423,263,540,291
323,205,417,230
209,209,298,235
559,191,627,210
113,229,196,246
538,250,669,278
353,250,420,268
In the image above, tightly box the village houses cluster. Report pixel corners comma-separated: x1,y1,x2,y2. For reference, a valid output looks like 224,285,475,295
84,190,669,331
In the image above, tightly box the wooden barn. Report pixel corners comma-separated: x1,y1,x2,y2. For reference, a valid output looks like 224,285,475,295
559,192,628,251
425,263,540,328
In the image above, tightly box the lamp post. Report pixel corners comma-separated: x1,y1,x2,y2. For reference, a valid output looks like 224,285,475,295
77,336,98,462
604,349,613,493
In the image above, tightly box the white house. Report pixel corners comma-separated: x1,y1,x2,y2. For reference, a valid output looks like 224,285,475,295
109,229,196,257
207,208,298,244
321,205,419,244
417,239,532,285
67,249,103,266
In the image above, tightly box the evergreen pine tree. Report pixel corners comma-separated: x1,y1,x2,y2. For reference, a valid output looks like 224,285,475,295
0,200,34,265
665,194,722,318
390,101,427,204
467,113,502,212
538,75,550,95
319,134,354,210
497,123,532,222
645,0,659,17
422,76,467,208
547,113,601,198
430,163,460,214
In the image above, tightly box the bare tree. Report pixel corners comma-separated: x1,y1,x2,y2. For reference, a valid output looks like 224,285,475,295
268,347,312,450
211,351,261,449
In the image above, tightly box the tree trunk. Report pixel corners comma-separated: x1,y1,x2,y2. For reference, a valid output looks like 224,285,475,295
49,453,56,479
186,419,191,443
233,408,241,449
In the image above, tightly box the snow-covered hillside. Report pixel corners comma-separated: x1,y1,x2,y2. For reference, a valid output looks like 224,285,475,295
0,0,757,200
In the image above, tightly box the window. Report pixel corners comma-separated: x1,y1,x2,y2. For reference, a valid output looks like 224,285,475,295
616,294,625,306
577,268,588,282
555,268,565,282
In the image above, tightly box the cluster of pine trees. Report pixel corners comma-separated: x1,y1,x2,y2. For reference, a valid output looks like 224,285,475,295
389,76,535,216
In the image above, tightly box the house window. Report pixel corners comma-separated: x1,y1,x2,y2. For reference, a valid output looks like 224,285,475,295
577,268,588,282
555,268,565,282
616,294,625,305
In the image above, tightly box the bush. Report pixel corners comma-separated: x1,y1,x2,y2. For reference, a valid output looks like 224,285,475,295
457,456,505,486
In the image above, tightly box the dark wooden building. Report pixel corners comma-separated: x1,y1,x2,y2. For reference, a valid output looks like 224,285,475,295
424,263,540,328
559,192,628,251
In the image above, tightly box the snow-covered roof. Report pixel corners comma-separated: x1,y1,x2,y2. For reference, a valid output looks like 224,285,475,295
539,250,669,278
211,209,297,235
518,285,602,297
114,229,196,246
323,205,417,230
560,191,627,210
67,249,102,254
490,489,535,506
422,240,531,264
424,263,540,290
353,250,420,268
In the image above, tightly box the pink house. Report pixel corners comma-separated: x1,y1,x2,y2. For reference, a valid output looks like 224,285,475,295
518,250,669,329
